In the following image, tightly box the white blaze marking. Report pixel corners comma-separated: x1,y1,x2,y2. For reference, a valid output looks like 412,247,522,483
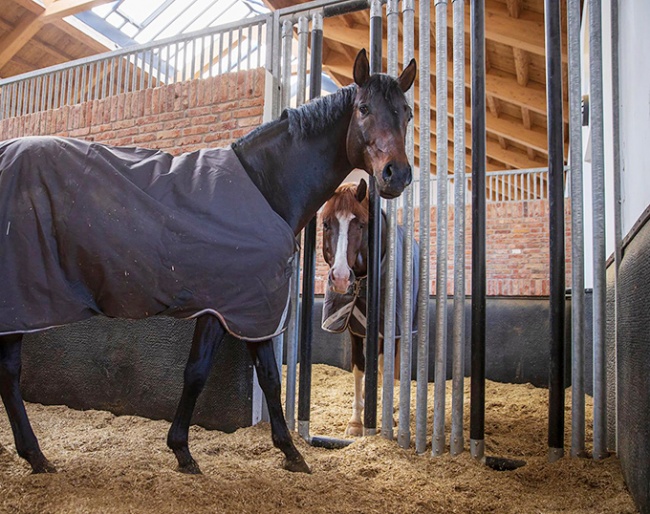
331,211,355,284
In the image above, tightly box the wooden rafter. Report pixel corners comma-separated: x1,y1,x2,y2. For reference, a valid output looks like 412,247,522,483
0,0,114,71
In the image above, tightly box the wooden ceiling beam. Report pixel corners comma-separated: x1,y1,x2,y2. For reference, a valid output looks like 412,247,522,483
513,48,530,87
42,0,116,20
0,0,114,73
0,14,43,71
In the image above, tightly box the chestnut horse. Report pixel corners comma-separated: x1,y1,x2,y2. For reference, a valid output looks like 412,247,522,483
0,50,415,475
321,179,419,436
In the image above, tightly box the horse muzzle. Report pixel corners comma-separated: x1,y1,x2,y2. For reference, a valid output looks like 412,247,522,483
376,161,412,199
328,269,355,295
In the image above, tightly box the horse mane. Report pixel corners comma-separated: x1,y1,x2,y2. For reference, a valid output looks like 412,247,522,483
322,182,369,223
233,85,357,146
282,85,357,138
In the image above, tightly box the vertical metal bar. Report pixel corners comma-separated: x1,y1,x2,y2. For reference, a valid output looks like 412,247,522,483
17,81,24,117
610,0,621,457
209,36,215,78
286,14,309,434
281,20,293,111
28,78,35,115
545,0,566,463
257,22,263,68
200,37,206,79
568,0,586,459
247,24,253,70
218,33,224,75
382,0,399,443
433,0,450,458
276,21,292,430
470,0,487,462
237,27,243,72
295,17,309,106
450,0,466,457
147,50,153,88
415,0,432,455
398,0,416,450
228,29,234,71
298,13,322,442
364,0,383,439
190,39,197,80
47,73,54,111
589,0,608,461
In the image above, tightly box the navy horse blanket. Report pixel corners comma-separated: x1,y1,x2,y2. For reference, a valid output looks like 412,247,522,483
0,136,297,341
321,224,419,338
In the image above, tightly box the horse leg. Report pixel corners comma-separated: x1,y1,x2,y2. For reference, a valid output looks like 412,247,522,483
246,339,310,473
346,332,365,437
0,334,55,473
167,315,226,474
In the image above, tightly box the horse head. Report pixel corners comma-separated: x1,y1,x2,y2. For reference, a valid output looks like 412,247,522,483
346,49,417,199
322,179,370,294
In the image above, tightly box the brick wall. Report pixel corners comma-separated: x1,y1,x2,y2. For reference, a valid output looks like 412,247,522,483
0,68,265,154
314,200,573,297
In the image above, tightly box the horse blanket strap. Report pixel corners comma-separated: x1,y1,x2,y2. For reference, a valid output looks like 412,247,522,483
0,136,297,341
321,224,419,338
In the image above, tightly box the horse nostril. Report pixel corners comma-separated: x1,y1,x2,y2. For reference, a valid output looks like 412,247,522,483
382,163,393,182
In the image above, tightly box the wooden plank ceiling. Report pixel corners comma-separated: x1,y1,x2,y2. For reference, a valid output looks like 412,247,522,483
0,0,569,174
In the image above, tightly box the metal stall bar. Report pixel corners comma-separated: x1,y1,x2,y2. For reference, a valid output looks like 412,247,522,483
298,12,322,443
469,0,487,462
567,0,586,459
293,16,313,441
589,0,608,461
364,0,383,438
415,0,432,455
450,0,466,457
278,19,298,430
433,0,450,458
610,0,621,457
545,0,566,463
382,0,399,442
398,0,416,450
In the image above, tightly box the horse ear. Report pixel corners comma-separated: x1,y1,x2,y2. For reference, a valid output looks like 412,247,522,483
356,179,367,203
398,58,417,92
353,49,370,87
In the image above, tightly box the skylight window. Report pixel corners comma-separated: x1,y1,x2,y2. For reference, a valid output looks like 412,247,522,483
74,0,269,49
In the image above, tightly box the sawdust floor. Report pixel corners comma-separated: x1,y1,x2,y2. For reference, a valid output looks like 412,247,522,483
0,364,637,514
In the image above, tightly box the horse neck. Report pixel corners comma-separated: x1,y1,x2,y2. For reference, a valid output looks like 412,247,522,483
232,101,355,235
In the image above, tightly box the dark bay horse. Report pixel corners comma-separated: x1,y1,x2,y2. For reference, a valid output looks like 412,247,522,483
321,179,419,436
0,49,416,475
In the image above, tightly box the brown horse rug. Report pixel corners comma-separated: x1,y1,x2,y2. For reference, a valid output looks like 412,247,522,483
0,136,297,341
321,224,419,338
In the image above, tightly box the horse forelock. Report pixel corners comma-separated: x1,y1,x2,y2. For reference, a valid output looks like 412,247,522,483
356,74,405,110
322,183,368,223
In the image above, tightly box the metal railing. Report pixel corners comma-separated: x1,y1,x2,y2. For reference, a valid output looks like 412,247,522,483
408,166,555,205
0,15,270,120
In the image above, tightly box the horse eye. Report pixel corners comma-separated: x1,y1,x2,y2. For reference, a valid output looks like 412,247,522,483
323,221,330,230
359,104,369,116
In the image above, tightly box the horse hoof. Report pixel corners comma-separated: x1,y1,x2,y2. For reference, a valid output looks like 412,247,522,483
345,421,364,437
283,457,311,474
32,458,57,474
177,461,202,475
